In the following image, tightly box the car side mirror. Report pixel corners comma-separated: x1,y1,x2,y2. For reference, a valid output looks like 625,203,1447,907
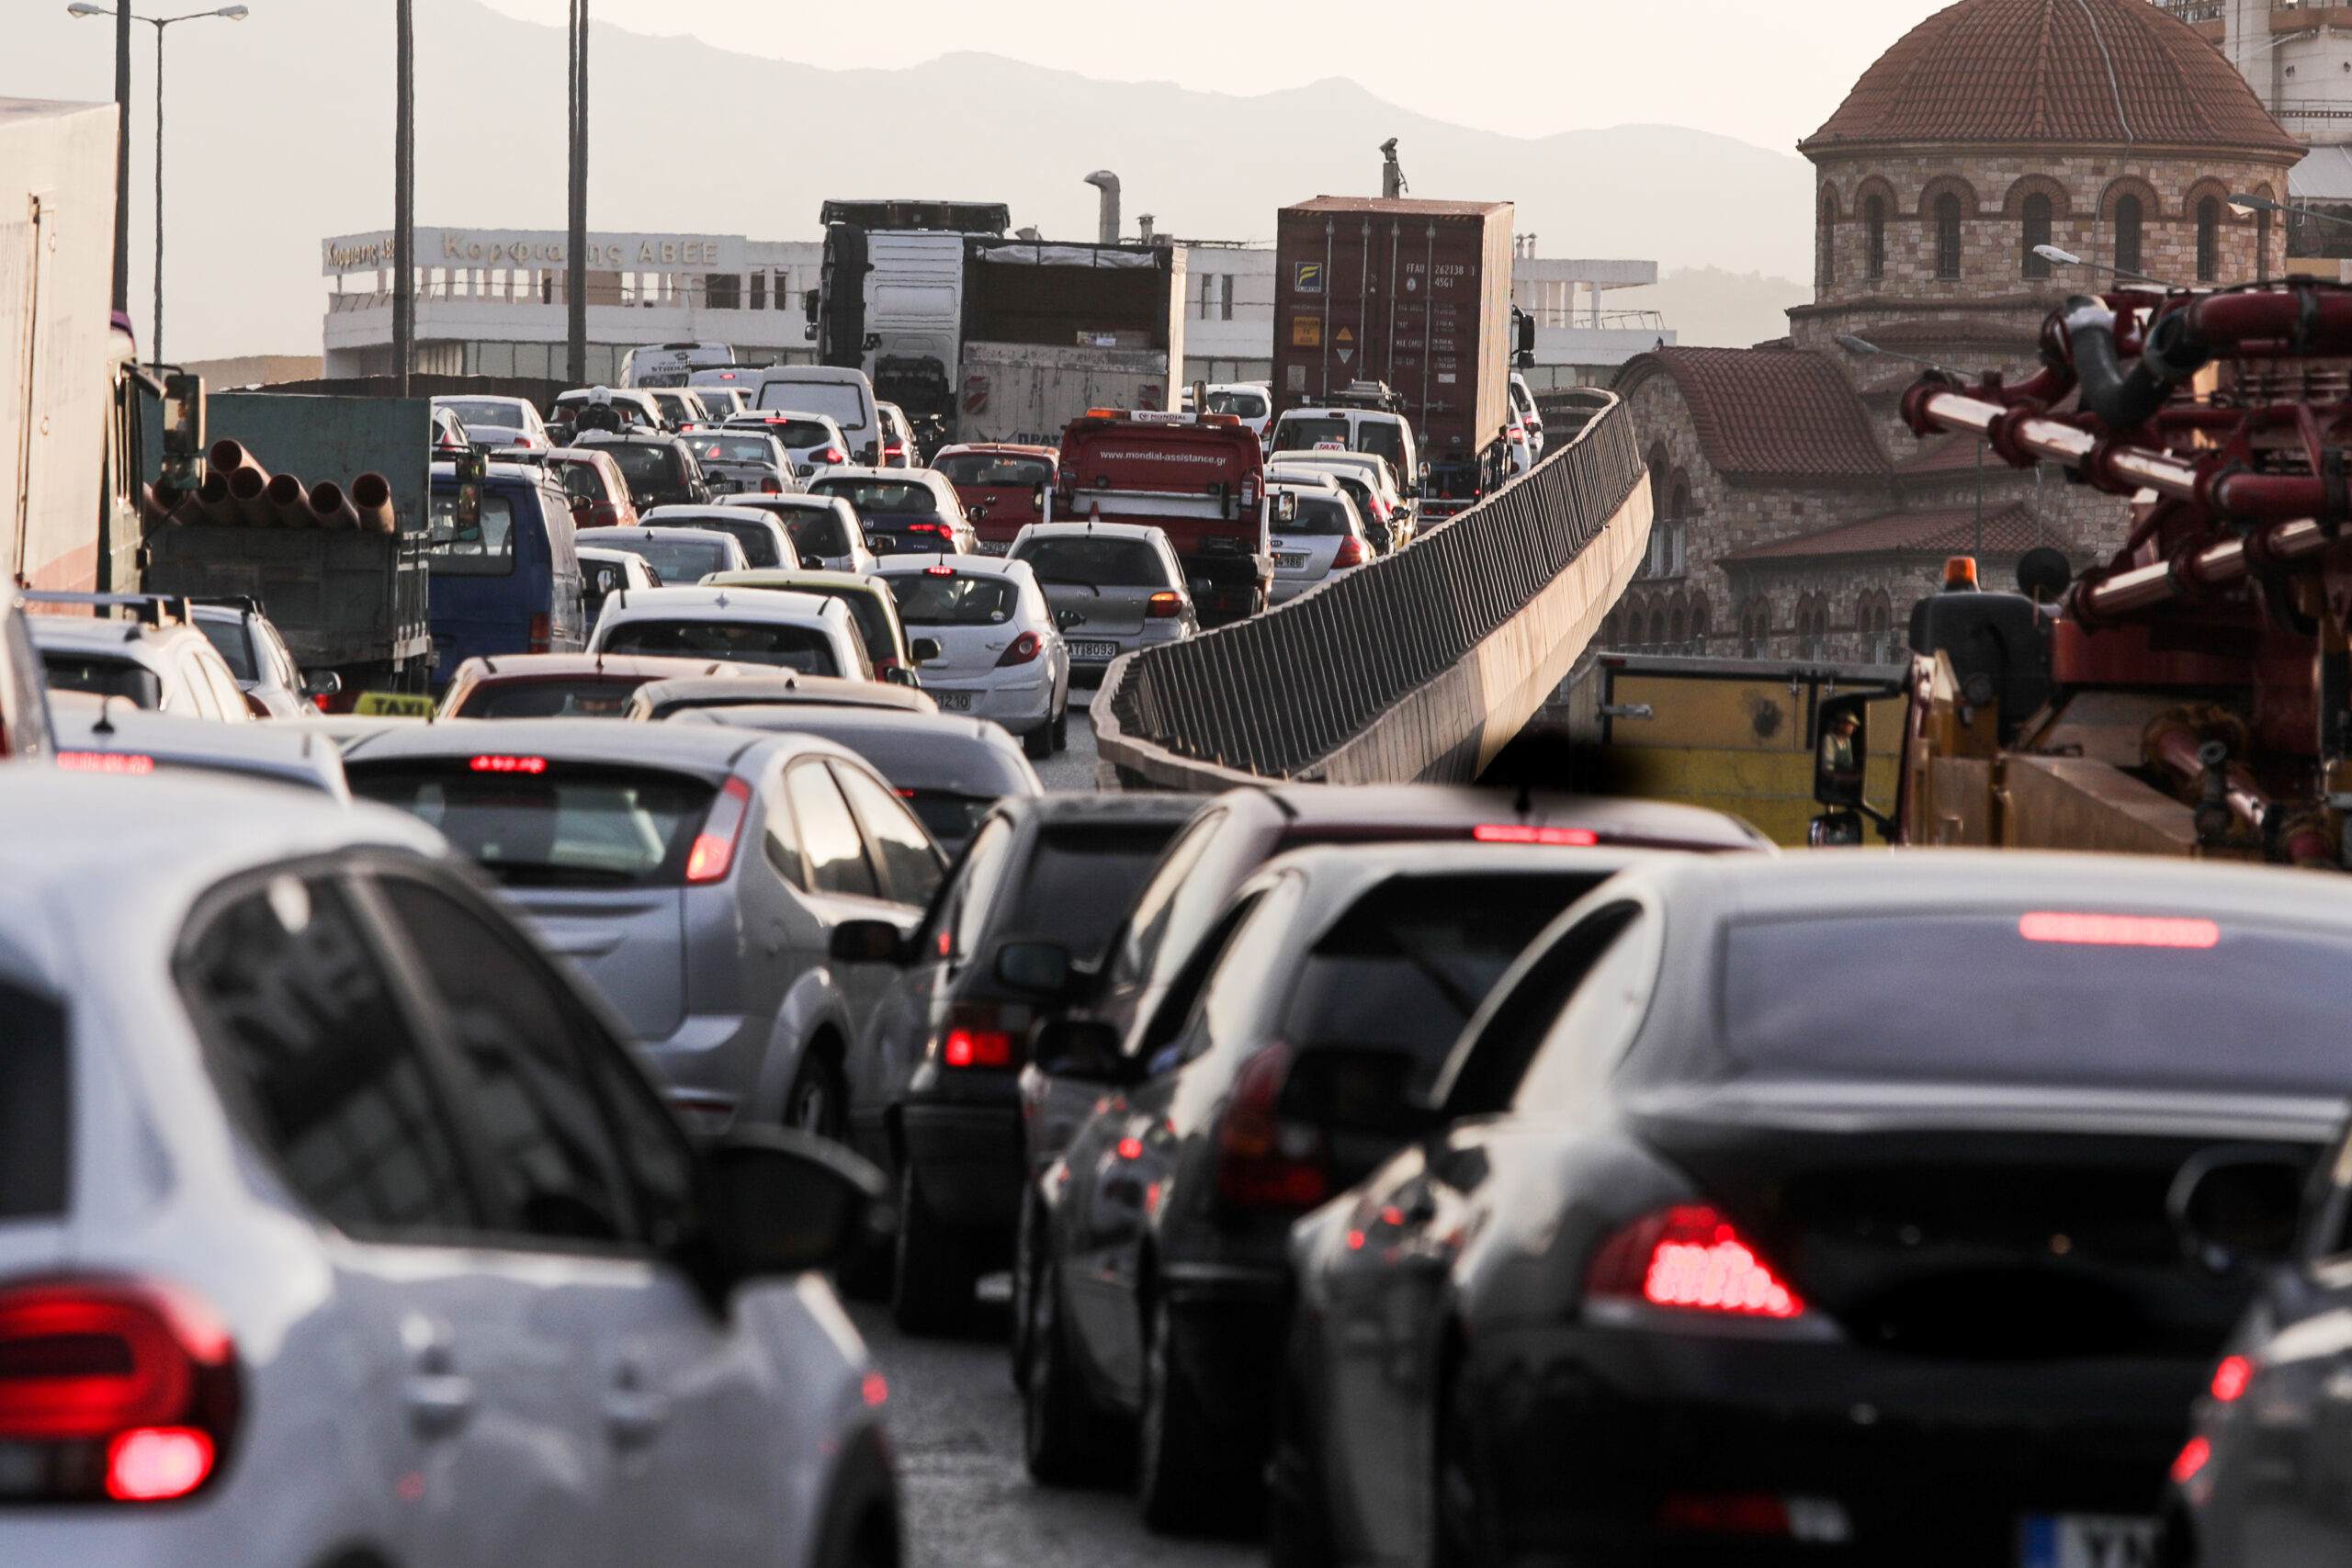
1275,491,1298,524
1055,609,1086,631
2171,1148,2306,1272
1031,1017,1132,1083
829,919,908,966
910,637,943,664
995,941,1072,998
1277,1045,1442,1137
698,1125,888,1280
456,449,489,484
300,669,343,700
882,666,918,688
1032,484,1046,513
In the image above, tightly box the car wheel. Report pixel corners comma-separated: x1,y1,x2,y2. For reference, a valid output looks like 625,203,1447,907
1433,1364,1509,1568
1023,1257,1122,1486
1010,1192,1041,1392
1050,699,1069,753
1268,1381,1337,1568
1023,718,1054,761
1136,1296,1231,1532
891,1160,977,1336
786,1051,846,1141
809,1430,902,1568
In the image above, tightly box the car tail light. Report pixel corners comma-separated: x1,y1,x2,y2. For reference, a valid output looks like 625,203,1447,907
1587,1204,1806,1320
936,1001,1030,1069
1214,1042,1329,1211
762,478,781,493
58,751,155,774
1656,1494,1849,1542
819,447,845,464
1147,592,1182,618
0,1277,239,1503
685,776,752,884
2173,1437,2211,1484
885,445,904,459
1473,823,1599,846
2211,1355,2254,1402
1239,477,1258,506
997,632,1042,667
1332,536,1364,570
527,612,551,654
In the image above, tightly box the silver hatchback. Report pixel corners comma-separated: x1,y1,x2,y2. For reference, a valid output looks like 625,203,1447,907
342,717,946,1135
1005,521,1197,679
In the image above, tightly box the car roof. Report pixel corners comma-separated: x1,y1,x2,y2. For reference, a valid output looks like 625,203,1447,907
935,443,1057,458
705,570,883,595
28,616,200,662
1013,791,1204,828
49,702,352,800
574,431,681,447
574,545,652,566
595,525,746,544
669,705,1038,794
874,553,1035,581
722,493,848,513
813,466,944,485
452,652,747,682
546,446,623,465
1269,471,1343,491
759,366,867,383
1219,784,1774,853
433,393,529,408
596,585,843,623
631,673,933,715
639,505,786,525
1012,521,1166,544
340,715,836,777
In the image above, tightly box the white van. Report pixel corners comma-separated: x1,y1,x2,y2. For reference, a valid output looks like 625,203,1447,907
1264,405,1419,494
625,340,737,388
754,366,882,466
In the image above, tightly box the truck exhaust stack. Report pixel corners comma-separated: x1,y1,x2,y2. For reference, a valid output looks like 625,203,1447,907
1084,171,1121,245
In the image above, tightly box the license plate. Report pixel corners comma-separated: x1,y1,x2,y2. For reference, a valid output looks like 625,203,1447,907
2019,1514,2158,1568
977,540,1012,556
1276,552,1310,569
1070,640,1120,661
933,690,974,712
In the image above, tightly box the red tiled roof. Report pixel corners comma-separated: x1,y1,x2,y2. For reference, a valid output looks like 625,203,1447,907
1893,434,1994,479
1631,348,1888,483
1724,502,2044,561
1802,0,2301,160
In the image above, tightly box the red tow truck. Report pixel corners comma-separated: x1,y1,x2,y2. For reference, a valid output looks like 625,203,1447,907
1046,410,1279,625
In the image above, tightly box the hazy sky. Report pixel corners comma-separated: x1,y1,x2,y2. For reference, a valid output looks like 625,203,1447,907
477,0,1952,151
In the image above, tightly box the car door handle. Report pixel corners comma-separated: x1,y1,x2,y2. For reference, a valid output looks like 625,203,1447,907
402,1371,477,1438
603,1386,672,1447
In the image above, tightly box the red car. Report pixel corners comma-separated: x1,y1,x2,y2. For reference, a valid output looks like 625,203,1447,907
933,444,1058,555
546,446,642,530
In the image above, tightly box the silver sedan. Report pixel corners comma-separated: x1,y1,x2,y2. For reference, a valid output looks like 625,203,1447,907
1004,520,1197,680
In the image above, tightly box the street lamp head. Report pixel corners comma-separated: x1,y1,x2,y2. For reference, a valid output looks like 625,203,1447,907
2227,192,2280,217
64,3,111,15
1835,334,1881,357
216,5,249,16
2034,244,2085,267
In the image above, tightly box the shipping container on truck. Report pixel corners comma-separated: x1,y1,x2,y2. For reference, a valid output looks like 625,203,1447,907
1272,197,1514,516
1048,411,1271,625
1,98,142,596
141,391,434,700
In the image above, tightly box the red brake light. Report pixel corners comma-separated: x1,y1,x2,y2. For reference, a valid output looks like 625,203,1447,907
820,447,845,464
1331,536,1364,570
1147,592,1182,619
2173,1436,2211,1484
925,564,956,577
2212,1355,2254,1402
469,755,547,773
527,612,551,654
57,751,155,774
685,776,752,884
1587,1204,1806,1320
885,445,904,457
0,1277,238,1503
762,478,781,493
936,1000,1028,1069
944,1029,1014,1068
2019,912,2219,949
997,631,1042,667
1214,1043,1329,1210
1472,823,1599,846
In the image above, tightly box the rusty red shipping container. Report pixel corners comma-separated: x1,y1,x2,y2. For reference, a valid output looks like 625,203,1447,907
1271,197,1515,471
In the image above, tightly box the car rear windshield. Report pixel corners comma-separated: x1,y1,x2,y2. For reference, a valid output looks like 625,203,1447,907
42,652,161,707
601,618,840,674
696,519,781,569
1722,912,2352,1093
552,459,614,502
777,506,853,558
1283,497,1354,538
1357,422,1406,468
757,383,866,430
694,436,779,466
457,679,646,718
612,536,733,582
936,454,1053,488
905,793,993,846
1013,536,1168,588
782,589,894,662
424,491,518,576
1278,417,1352,451
812,479,940,515
1205,389,1266,419
750,420,835,450
347,760,717,886
884,572,1018,626
441,400,526,429
1283,874,1602,1082
1005,824,1184,963
600,444,684,489
196,618,258,681
0,976,69,1221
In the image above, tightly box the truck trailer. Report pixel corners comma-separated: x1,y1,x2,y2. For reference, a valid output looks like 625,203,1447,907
1272,197,1515,514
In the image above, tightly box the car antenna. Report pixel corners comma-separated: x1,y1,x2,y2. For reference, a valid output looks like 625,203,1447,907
93,694,115,736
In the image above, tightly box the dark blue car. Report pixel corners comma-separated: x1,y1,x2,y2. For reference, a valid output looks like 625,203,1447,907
425,462,587,682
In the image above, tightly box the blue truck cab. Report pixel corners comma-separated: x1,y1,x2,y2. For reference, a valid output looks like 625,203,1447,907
425,459,587,682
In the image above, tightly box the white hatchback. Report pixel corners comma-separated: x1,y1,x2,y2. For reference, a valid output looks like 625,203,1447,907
0,769,900,1568
873,554,1069,760
590,584,875,681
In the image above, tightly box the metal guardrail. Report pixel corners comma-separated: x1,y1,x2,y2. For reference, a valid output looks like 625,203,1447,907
1095,389,1644,782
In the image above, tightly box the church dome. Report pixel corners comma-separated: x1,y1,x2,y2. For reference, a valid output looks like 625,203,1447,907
1801,0,2301,160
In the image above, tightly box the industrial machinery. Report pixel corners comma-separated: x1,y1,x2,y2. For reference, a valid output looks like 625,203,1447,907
1821,280,2352,866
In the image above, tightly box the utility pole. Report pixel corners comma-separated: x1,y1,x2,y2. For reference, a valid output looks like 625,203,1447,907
393,0,414,395
112,6,130,315
566,0,588,386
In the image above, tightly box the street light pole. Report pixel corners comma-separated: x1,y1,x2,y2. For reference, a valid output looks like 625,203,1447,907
112,6,130,315
394,0,413,396
566,0,587,386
